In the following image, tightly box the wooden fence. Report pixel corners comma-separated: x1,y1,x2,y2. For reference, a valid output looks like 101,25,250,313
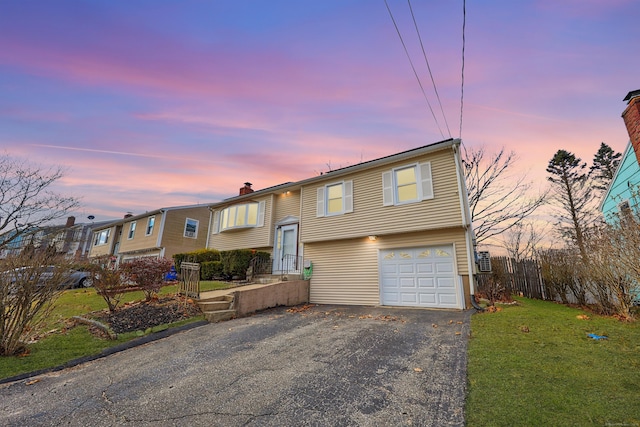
179,262,200,299
476,256,549,300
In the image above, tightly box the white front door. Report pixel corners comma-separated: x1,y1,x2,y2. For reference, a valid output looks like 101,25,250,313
273,223,299,273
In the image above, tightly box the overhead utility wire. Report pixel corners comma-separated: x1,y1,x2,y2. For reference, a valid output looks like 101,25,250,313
459,0,466,141
384,0,445,140
407,0,451,138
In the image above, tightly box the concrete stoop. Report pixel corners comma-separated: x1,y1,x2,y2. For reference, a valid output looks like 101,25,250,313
197,294,236,323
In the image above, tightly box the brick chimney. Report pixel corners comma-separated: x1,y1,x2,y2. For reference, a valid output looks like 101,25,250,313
65,216,75,228
239,182,254,196
622,89,640,166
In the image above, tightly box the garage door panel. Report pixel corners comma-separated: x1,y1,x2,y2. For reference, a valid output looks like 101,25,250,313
380,244,460,309
399,278,416,289
382,292,400,304
398,264,416,274
419,293,437,304
435,262,454,273
416,263,434,274
400,293,418,304
381,264,398,274
417,277,436,288
436,277,455,289
439,294,458,305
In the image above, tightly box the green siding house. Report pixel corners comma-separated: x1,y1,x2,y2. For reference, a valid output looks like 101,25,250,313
601,90,640,220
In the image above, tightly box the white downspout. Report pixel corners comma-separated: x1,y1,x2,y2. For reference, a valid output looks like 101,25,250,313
205,207,213,249
452,140,478,300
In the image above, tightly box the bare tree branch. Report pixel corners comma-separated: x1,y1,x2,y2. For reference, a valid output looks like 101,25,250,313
463,146,547,244
0,153,80,251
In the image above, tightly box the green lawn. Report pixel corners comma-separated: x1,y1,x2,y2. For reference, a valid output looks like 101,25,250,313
0,281,231,380
466,297,640,426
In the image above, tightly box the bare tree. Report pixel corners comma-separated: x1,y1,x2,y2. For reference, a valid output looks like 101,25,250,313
463,146,547,244
0,153,80,251
0,250,75,355
501,221,548,262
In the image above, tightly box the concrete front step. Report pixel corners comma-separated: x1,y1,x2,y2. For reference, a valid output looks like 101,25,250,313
204,309,236,323
197,294,235,323
199,300,232,311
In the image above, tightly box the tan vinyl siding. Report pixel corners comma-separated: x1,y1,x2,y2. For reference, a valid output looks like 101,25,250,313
158,207,210,259
273,190,301,223
209,195,273,251
306,228,471,305
300,149,463,243
306,237,381,305
118,213,164,254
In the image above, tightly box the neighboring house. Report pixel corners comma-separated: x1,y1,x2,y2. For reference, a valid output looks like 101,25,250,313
601,89,640,219
88,205,211,263
0,216,116,260
207,138,476,309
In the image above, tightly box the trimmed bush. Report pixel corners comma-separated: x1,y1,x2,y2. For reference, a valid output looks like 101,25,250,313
201,261,224,280
219,250,271,280
173,249,220,270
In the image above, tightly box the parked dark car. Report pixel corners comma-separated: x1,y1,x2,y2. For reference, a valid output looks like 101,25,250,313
41,266,92,289
2,266,92,290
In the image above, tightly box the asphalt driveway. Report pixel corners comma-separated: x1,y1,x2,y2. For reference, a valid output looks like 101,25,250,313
0,305,471,426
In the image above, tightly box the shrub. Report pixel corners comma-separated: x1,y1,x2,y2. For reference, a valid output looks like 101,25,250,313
476,260,511,305
538,249,585,305
0,251,72,356
220,250,271,280
120,257,173,302
173,249,220,271
86,257,124,312
584,217,640,320
200,261,223,280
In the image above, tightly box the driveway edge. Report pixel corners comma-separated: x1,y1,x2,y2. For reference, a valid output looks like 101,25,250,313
0,320,209,386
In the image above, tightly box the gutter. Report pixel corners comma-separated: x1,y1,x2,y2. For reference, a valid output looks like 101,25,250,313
452,141,484,311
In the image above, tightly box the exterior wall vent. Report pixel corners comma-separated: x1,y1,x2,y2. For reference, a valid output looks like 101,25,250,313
477,251,492,272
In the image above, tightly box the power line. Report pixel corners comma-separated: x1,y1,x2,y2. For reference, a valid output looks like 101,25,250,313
384,0,445,140
459,0,466,141
407,0,451,138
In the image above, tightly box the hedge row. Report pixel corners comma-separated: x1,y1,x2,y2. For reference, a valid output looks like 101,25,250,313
173,249,271,280
173,249,220,271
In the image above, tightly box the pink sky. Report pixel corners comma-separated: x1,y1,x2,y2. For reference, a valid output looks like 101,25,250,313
1,0,638,224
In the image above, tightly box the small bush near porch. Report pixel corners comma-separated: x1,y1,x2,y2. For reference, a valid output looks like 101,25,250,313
466,297,640,426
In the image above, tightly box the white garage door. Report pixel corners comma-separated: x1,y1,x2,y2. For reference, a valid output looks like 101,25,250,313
379,245,461,309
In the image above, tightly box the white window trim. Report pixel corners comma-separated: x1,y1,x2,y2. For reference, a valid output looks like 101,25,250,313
145,216,156,236
184,218,199,239
94,229,110,246
216,201,265,232
316,180,353,217
382,162,434,206
127,221,136,240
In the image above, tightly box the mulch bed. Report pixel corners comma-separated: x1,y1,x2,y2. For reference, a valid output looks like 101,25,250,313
89,295,202,335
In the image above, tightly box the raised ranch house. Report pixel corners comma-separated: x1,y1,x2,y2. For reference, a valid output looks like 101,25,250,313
207,138,477,309
88,205,210,264
601,89,640,219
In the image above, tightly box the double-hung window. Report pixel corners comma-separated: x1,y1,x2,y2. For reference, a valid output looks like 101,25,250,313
316,180,353,217
94,229,110,246
145,216,155,236
127,221,136,239
382,162,433,206
184,218,199,238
